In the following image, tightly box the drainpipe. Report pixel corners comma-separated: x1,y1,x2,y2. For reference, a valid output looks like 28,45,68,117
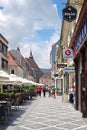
55,77,57,88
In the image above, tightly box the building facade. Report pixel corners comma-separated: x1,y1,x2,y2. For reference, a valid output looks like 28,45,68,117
56,0,83,98
50,40,60,89
39,72,54,87
0,33,8,71
50,0,84,102
25,50,43,82
8,48,43,82
70,0,87,117
8,51,23,77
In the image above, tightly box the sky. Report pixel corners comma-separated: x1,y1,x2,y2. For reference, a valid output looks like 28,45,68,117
0,0,67,69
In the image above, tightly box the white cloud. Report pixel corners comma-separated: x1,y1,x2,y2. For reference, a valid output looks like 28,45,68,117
0,0,61,68
20,41,52,68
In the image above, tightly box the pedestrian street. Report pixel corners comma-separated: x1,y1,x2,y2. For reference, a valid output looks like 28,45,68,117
19,95,87,130
1,95,87,130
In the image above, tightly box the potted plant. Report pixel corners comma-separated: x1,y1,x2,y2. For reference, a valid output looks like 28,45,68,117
28,85,35,99
9,92,15,98
0,92,5,100
15,92,20,97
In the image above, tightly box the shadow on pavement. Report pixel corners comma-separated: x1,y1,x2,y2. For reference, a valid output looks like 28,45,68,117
0,98,37,130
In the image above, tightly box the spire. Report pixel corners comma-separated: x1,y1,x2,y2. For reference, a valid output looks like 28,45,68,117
29,50,33,59
17,47,20,52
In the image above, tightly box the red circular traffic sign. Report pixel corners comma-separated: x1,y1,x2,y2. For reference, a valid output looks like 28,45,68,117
65,49,71,56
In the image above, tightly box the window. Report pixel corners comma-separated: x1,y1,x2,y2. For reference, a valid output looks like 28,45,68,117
3,45,7,55
0,41,2,52
2,44,7,55
1,58,8,69
11,69,15,74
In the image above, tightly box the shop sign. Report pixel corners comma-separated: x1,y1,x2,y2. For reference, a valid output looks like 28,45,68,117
57,64,67,68
75,20,87,53
54,74,58,77
63,48,74,59
64,67,75,72
63,5,77,22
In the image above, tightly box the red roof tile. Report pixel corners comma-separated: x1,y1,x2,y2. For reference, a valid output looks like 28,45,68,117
8,52,20,66
26,57,41,71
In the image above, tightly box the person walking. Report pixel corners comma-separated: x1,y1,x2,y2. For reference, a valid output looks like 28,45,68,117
68,87,74,103
48,87,51,97
37,86,42,97
52,86,56,98
42,86,46,97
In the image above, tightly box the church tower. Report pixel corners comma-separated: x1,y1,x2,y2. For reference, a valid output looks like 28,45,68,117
29,50,33,59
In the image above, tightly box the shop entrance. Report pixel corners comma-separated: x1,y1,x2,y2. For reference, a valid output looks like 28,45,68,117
81,73,87,117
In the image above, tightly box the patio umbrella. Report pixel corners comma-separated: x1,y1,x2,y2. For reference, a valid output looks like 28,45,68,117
0,70,10,79
35,83,44,86
9,74,36,85
21,78,33,85
0,70,21,84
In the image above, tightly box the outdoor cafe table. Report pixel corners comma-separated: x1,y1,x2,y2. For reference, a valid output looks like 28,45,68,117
0,100,7,104
0,100,11,120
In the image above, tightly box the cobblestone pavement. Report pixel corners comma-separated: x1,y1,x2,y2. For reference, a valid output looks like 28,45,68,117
0,94,87,130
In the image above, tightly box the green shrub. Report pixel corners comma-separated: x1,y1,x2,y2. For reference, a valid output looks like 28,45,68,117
29,85,35,92
23,85,35,92
9,92,15,98
15,92,21,98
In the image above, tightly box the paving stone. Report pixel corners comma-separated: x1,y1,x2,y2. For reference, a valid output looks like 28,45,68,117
56,123,81,130
0,96,87,130
21,123,47,129
42,127,64,130
16,96,87,130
